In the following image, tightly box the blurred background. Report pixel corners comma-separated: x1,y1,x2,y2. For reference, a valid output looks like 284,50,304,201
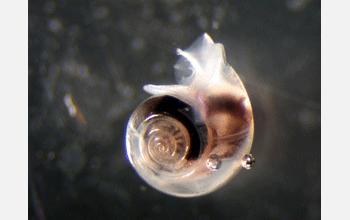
28,0,320,219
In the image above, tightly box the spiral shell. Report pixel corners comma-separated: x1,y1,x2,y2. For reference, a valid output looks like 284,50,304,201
126,33,254,197
140,114,190,171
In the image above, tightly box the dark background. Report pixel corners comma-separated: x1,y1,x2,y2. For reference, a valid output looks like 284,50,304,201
29,0,320,219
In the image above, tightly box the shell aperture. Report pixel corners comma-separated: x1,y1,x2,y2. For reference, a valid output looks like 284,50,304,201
126,33,254,197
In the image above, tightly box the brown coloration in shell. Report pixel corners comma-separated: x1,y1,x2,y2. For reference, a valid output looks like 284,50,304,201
186,94,254,177
204,95,253,159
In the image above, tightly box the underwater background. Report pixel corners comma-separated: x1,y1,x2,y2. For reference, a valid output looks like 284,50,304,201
29,0,320,219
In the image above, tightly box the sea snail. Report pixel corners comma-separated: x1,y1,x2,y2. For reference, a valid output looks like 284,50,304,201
125,33,254,197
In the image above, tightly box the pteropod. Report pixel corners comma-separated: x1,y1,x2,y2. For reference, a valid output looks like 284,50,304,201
125,33,254,197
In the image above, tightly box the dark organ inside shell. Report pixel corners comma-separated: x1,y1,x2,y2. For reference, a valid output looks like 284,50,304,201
204,95,253,159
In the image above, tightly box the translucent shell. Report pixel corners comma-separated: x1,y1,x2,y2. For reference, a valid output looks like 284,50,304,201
126,33,254,197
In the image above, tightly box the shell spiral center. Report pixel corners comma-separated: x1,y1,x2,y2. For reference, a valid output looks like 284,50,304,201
141,115,190,170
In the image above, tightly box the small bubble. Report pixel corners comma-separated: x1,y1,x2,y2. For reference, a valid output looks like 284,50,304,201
164,4,175,13
206,154,221,170
212,21,219,30
286,0,311,12
131,38,146,51
214,6,225,20
151,61,165,75
228,10,240,25
197,16,208,30
170,11,183,24
77,65,89,78
298,108,319,131
94,6,109,20
242,154,255,169
47,18,63,34
47,152,55,161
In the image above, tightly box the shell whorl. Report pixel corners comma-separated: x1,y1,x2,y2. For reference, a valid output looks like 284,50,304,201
139,114,190,171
